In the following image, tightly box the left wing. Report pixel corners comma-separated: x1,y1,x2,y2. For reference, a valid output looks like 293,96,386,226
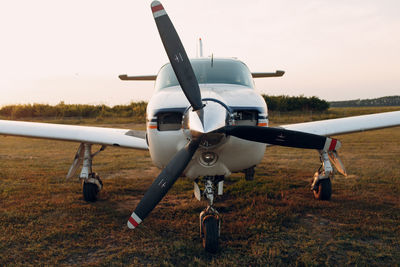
277,110,399,179
279,110,400,137
119,74,157,81
0,120,148,150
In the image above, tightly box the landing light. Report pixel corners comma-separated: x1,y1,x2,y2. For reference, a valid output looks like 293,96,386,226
200,151,218,166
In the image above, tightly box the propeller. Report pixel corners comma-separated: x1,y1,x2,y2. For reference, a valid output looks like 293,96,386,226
128,139,200,229
220,126,341,151
151,1,203,111
128,1,341,229
127,1,204,229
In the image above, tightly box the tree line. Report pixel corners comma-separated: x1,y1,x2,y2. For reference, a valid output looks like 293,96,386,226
329,96,400,107
0,101,147,121
0,95,330,120
262,95,329,112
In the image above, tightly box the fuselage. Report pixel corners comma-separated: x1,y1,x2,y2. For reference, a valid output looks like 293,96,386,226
146,58,269,178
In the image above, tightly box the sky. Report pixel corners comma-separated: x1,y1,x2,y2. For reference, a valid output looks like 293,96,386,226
0,0,399,106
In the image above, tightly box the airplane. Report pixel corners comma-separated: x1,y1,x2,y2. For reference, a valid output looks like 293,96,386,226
1,1,399,253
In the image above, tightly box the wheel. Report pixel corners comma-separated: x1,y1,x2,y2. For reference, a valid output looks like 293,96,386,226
313,178,332,200
202,215,219,253
244,167,255,181
83,181,99,202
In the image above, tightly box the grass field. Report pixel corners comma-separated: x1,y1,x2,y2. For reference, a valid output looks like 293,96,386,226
0,108,399,266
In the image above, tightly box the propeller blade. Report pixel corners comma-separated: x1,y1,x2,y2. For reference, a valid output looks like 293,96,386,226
151,1,203,110
222,126,341,151
127,139,200,229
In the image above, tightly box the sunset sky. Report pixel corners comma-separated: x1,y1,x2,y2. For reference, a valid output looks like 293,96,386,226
0,0,399,106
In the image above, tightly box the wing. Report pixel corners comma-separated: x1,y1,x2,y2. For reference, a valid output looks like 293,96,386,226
252,71,285,78
279,110,400,136
119,74,157,81
0,119,148,150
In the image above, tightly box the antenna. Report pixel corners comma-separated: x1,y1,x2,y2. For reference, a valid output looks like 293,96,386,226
198,38,203,58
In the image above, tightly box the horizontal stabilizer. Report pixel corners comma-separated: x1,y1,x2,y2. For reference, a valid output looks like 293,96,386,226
119,74,157,81
252,70,285,78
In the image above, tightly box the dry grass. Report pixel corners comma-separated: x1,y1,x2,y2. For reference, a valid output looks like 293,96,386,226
0,111,399,266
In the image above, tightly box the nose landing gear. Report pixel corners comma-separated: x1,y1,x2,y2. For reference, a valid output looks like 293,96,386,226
195,176,223,253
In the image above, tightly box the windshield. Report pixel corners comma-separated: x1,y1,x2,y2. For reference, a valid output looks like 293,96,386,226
155,58,254,90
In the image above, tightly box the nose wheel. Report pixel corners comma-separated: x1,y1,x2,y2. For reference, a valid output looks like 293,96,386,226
201,212,220,253
197,176,222,253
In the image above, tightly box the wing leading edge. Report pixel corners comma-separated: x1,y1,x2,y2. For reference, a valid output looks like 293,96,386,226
0,120,148,150
280,110,400,136
1,111,398,149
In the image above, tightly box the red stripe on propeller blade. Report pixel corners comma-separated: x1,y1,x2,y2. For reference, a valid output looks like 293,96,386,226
128,216,139,228
151,4,164,13
329,139,337,151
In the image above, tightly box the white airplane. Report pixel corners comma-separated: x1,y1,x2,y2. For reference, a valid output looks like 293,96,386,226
1,1,399,253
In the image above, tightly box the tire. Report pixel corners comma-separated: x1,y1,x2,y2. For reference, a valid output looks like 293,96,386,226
83,182,99,202
313,178,332,200
202,216,219,253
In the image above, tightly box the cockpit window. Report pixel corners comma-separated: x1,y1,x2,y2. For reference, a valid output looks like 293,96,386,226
155,59,254,90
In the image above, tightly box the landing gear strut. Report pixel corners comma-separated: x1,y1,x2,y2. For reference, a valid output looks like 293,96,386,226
311,151,333,200
67,143,105,202
196,176,223,253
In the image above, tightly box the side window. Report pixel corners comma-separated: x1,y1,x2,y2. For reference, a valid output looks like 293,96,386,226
157,112,182,131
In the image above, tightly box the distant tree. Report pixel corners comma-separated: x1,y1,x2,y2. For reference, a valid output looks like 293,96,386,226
262,95,329,112
330,96,400,107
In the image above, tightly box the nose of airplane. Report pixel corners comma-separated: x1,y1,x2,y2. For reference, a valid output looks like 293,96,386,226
188,101,228,135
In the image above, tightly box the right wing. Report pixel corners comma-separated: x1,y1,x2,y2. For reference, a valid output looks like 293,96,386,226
279,110,400,137
252,71,285,78
0,120,148,150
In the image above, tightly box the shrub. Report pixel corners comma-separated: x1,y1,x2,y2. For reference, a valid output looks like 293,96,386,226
262,95,329,112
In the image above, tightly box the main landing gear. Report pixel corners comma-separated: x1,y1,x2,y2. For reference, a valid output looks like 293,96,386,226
195,176,223,253
311,150,346,201
82,173,103,202
66,143,105,202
